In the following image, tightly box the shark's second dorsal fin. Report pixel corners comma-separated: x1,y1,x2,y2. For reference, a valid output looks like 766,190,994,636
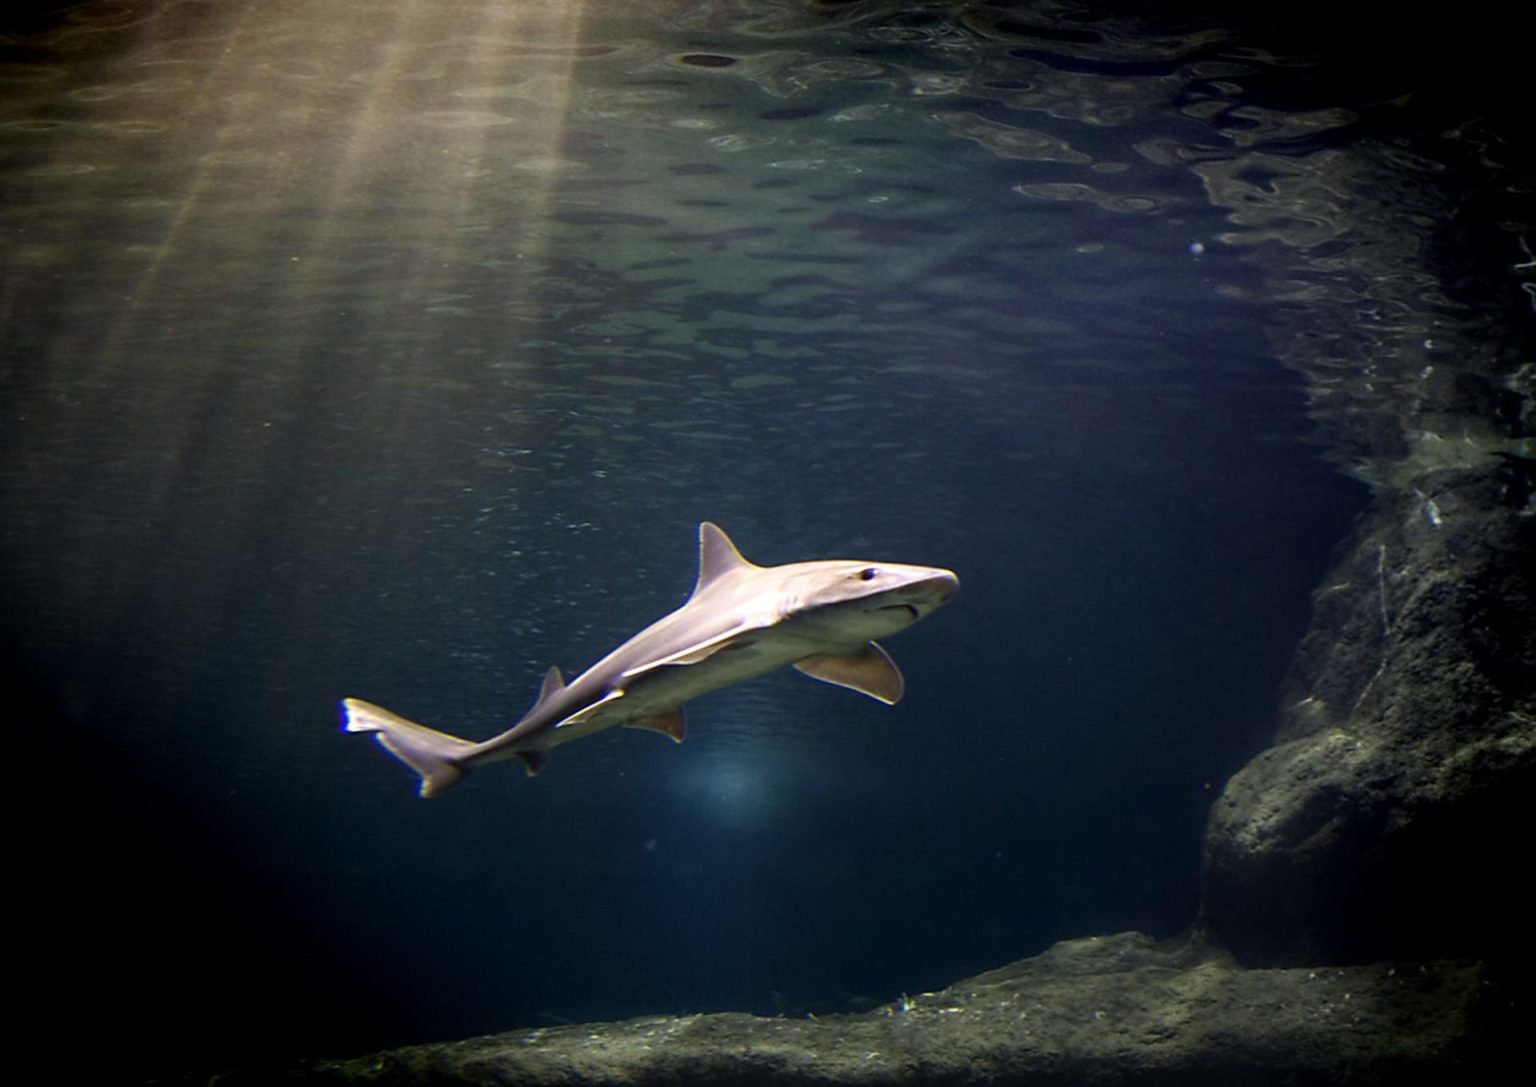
693,522,755,596
522,665,565,718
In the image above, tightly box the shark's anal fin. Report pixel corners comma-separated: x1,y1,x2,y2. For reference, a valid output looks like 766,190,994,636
340,698,476,798
793,642,905,705
625,708,687,743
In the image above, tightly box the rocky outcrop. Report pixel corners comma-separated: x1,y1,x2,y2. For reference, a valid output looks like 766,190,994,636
212,468,1531,1087
1200,461,1536,967
212,933,1511,1086
210,463,1530,1085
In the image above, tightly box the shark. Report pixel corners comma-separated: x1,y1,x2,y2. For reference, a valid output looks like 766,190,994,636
342,522,958,797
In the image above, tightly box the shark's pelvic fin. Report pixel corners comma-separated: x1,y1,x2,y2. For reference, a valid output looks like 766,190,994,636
517,750,550,777
793,642,906,705
693,521,756,596
340,699,476,798
625,708,687,743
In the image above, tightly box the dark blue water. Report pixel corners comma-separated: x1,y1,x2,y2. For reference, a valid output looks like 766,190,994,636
3,1,1525,1079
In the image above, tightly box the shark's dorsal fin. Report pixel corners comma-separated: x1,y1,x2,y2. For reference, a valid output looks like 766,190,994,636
509,665,567,729
693,522,756,597
524,665,564,715
793,642,906,705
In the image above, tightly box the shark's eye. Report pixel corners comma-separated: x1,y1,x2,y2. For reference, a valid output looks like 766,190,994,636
858,567,879,581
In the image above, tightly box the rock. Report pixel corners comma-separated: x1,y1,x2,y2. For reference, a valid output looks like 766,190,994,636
1200,462,1536,967
210,933,1510,1086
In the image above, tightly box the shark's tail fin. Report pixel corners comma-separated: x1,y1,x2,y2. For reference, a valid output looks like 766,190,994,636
341,698,476,798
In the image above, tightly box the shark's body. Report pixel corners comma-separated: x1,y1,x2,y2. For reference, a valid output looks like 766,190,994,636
342,522,958,796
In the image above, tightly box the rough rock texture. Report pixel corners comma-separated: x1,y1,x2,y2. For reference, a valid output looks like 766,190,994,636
213,933,1513,1086
1200,462,1536,967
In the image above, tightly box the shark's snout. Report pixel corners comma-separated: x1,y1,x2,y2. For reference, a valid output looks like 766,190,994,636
878,568,959,620
913,569,960,607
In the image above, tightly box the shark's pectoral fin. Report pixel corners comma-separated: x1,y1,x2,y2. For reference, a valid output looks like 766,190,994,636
625,708,687,743
793,642,906,705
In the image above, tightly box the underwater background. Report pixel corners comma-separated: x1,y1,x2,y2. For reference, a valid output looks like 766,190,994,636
1,1,1527,1080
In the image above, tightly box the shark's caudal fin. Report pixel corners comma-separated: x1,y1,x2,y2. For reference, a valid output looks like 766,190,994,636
340,699,477,798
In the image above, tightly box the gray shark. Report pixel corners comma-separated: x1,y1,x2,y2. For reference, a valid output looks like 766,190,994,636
342,522,958,797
